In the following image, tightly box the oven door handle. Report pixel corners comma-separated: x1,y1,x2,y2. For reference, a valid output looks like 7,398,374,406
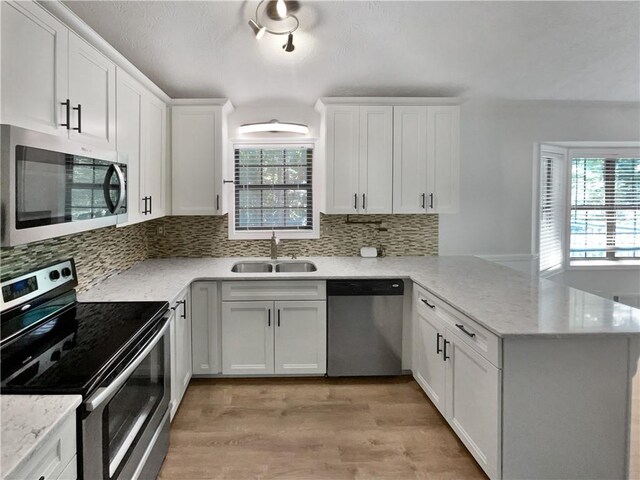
84,318,169,412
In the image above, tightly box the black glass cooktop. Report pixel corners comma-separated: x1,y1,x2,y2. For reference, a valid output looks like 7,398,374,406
0,301,169,397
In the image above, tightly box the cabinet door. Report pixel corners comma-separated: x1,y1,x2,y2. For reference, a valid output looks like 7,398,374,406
445,330,500,480
1,1,68,136
393,106,428,213
68,33,116,149
141,93,167,219
274,301,326,375
115,69,145,224
359,106,393,214
191,281,220,375
174,290,192,405
169,311,178,420
414,308,447,416
172,106,222,215
427,106,460,213
222,301,274,375
325,105,360,214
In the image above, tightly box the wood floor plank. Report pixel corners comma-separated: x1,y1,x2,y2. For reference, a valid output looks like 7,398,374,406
159,377,487,480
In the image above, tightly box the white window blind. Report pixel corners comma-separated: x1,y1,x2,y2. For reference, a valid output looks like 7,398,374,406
570,156,640,261
539,150,566,273
234,145,313,231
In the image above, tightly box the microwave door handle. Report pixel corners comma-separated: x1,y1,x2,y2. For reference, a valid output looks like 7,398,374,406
84,319,169,412
112,164,126,212
103,164,126,214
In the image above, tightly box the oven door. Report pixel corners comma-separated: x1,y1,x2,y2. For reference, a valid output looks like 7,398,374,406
82,317,170,480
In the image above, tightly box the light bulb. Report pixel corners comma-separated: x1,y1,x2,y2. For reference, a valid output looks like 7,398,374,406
276,0,287,18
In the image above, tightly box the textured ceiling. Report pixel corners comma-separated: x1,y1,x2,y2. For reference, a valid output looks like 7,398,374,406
62,1,640,106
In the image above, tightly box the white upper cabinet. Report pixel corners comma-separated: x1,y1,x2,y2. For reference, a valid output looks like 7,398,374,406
393,106,428,214
324,105,392,214
325,105,360,214
172,104,230,215
1,2,117,148
393,105,460,214
115,69,145,224
359,106,393,214
141,93,167,219
68,33,116,149
427,106,460,213
1,1,68,136
319,99,460,215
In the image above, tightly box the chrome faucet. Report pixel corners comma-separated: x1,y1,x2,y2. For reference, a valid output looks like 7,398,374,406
270,232,280,260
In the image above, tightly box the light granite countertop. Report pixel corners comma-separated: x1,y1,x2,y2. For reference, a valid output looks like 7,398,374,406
1,395,81,479
79,256,640,337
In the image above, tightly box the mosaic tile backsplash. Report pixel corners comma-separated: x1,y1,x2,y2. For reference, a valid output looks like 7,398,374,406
0,214,438,291
146,214,438,258
0,223,148,292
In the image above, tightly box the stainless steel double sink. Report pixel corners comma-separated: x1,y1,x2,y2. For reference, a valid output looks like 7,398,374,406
231,260,317,273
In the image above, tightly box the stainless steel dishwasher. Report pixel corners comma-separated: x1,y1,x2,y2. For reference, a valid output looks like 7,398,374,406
327,279,404,376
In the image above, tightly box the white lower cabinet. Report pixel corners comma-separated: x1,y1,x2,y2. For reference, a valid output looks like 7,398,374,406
445,329,500,480
170,287,192,420
222,301,274,375
221,281,327,376
414,308,447,415
191,281,221,375
413,284,500,479
274,301,327,374
6,413,77,480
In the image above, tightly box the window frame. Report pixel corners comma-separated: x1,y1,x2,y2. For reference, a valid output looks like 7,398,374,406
565,148,640,269
228,142,320,240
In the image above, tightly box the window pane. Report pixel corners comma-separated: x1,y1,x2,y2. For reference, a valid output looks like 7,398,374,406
570,156,640,261
570,209,607,258
234,146,313,231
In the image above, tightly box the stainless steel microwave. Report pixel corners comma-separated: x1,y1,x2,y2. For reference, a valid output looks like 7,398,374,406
1,125,128,246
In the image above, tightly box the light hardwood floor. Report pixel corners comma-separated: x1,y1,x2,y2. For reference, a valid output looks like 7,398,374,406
158,377,487,480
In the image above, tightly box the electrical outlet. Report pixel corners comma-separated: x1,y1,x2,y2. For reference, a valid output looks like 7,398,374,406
156,224,165,236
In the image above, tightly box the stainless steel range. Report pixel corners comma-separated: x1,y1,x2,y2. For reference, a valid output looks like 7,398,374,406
0,259,171,480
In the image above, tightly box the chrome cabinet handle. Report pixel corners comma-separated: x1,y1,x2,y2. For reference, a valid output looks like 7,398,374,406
61,99,70,129
73,104,82,132
455,324,476,338
436,332,443,354
443,339,450,361
421,298,436,309
85,318,169,411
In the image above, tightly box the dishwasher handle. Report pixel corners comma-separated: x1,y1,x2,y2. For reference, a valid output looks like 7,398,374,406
327,279,404,296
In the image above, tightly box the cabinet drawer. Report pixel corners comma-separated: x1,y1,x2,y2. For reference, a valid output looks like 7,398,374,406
7,413,76,480
414,283,501,367
222,281,326,302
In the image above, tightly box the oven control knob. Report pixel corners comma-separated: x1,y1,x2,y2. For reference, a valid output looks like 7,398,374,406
61,267,72,278
50,350,61,362
49,270,61,281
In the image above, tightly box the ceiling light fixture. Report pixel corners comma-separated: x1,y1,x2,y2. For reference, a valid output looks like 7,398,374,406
239,119,309,135
247,0,301,53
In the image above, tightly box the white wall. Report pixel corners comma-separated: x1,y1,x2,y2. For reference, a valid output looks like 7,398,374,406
439,98,640,255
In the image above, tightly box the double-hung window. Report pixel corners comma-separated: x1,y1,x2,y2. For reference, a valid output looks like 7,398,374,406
229,144,317,239
569,153,640,263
